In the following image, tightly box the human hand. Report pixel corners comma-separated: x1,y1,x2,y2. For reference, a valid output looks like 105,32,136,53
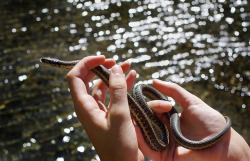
66,56,249,161
136,80,250,161
66,55,144,161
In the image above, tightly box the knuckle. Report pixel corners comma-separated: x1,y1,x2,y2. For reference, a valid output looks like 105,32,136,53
110,79,127,90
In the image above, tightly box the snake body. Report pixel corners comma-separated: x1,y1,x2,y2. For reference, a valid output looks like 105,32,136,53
40,57,231,151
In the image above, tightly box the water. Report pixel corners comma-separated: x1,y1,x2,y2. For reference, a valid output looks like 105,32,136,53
0,0,249,160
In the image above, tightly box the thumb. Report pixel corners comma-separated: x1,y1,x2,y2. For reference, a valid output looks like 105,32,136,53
108,65,131,124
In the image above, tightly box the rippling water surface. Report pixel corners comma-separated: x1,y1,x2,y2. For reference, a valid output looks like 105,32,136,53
0,0,249,160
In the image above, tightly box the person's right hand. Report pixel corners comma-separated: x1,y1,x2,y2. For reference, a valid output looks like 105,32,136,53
136,80,250,161
66,56,144,161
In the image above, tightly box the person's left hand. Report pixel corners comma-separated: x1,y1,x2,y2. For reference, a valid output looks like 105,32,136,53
66,55,144,161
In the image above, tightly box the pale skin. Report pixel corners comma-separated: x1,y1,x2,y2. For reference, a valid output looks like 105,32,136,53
66,55,250,161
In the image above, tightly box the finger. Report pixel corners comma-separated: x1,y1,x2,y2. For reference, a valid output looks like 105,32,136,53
92,59,129,92
138,149,145,161
108,65,131,126
84,59,116,115
119,60,131,73
102,58,116,69
119,60,137,91
66,56,107,125
126,70,137,91
67,55,105,98
91,58,116,105
147,100,172,113
84,58,116,85
153,80,204,109
91,80,108,112
91,63,136,104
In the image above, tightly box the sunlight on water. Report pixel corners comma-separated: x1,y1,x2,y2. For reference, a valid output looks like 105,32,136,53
62,136,70,143
0,0,249,160
55,157,64,161
77,146,85,153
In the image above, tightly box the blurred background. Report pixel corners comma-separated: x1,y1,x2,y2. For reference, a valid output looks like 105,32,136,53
0,0,249,160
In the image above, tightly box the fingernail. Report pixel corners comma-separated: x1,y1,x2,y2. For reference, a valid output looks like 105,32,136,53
124,60,131,64
154,79,162,83
111,65,123,74
155,79,168,83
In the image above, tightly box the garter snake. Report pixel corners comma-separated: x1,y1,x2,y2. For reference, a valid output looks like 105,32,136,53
40,57,231,151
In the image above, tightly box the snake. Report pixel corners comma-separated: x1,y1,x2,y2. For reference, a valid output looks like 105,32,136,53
40,57,231,151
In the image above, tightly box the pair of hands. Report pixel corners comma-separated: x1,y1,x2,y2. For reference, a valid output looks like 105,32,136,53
66,56,249,161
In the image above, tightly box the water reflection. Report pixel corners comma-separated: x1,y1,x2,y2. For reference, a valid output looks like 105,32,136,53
0,0,249,160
